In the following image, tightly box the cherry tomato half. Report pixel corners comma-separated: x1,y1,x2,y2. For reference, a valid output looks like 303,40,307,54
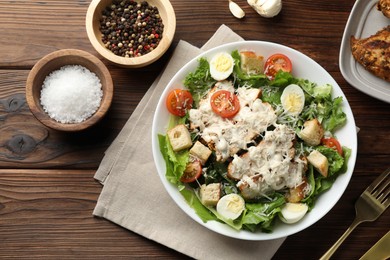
321,137,343,156
264,53,293,80
166,89,193,117
180,160,202,183
210,90,240,118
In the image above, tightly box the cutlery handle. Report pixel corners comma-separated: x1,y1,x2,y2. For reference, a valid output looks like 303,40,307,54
319,219,362,260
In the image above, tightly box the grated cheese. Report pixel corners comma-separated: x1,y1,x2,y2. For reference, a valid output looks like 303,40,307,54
40,65,103,124
234,124,308,198
189,81,277,161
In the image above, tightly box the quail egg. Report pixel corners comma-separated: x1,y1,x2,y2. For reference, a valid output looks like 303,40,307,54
279,202,308,224
209,52,235,81
216,194,245,220
280,84,305,115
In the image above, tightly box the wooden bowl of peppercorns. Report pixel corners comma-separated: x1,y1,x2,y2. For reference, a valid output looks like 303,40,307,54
86,0,176,68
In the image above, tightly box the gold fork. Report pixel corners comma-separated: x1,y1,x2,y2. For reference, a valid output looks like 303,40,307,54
320,168,390,260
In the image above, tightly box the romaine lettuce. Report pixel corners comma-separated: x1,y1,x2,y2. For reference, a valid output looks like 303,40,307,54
158,134,188,189
180,188,219,222
298,79,346,132
316,146,344,176
242,193,286,232
183,57,216,105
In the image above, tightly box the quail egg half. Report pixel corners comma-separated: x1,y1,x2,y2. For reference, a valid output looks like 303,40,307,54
279,202,309,224
280,84,305,115
216,193,245,220
209,52,235,81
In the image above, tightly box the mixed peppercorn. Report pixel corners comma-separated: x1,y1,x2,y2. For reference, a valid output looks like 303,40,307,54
100,0,164,58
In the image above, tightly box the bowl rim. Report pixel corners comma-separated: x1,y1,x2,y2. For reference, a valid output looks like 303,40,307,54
151,40,358,240
85,0,176,68
25,48,114,132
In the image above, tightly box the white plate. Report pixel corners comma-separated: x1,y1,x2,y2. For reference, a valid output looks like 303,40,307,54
339,0,390,103
152,41,357,240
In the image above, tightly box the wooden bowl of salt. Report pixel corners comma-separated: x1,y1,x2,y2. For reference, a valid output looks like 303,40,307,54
26,49,113,132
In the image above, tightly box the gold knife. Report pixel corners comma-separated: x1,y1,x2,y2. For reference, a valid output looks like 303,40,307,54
360,231,390,260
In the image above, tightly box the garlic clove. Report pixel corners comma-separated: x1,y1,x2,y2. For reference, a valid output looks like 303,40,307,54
229,0,246,19
247,0,282,18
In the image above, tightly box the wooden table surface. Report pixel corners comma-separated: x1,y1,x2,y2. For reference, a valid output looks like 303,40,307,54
0,0,389,259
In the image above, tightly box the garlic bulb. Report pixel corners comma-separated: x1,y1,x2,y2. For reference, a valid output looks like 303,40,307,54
247,0,282,18
229,0,245,19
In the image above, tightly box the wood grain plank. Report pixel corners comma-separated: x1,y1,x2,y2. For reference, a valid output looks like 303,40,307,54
0,169,187,259
0,1,93,67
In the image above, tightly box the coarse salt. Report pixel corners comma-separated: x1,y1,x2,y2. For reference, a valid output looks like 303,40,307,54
40,65,103,124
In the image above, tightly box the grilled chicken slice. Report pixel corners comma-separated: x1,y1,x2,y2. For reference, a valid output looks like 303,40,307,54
377,0,390,18
350,26,390,82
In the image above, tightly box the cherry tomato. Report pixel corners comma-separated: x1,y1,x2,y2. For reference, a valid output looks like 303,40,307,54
321,137,343,156
180,160,202,183
166,89,193,117
264,53,293,80
210,90,240,118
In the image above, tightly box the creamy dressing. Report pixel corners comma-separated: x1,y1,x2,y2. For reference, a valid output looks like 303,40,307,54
189,81,277,161
189,80,308,199
233,124,307,199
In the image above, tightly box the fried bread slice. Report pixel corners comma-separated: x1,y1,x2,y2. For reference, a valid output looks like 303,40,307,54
350,26,390,82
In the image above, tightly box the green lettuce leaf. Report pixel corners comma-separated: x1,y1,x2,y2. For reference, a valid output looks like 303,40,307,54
299,80,332,100
340,146,352,174
260,85,283,105
270,71,296,88
322,97,346,132
242,193,285,232
307,146,347,197
316,146,344,176
180,188,219,223
184,57,216,105
261,71,297,105
300,96,346,132
301,165,316,209
158,134,188,187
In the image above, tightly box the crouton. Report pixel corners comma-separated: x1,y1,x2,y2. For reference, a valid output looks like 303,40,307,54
307,150,329,177
286,178,309,203
167,124,192,152
240,51,264,74
189,141,212,165
299,118,324,146
200,183,222,206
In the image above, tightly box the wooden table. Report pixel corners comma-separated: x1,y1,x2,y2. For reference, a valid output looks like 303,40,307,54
0,0,389,259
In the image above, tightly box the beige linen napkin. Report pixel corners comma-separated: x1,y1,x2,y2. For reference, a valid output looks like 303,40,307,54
93,24,286,260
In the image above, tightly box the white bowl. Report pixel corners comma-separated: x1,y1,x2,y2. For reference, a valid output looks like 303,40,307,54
152,41,358,240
